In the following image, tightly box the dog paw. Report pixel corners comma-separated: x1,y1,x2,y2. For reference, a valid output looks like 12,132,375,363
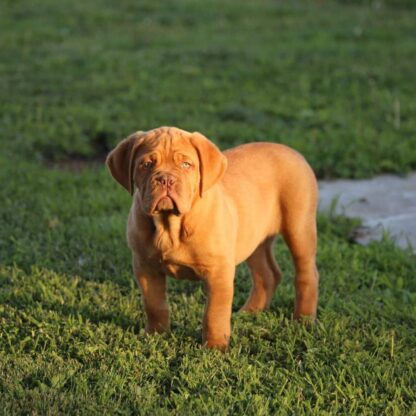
203,335,230,352
238,305,265,314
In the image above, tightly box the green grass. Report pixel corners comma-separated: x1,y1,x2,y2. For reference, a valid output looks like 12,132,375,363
1,0,416,177
0,157,415,414
1,0,416,414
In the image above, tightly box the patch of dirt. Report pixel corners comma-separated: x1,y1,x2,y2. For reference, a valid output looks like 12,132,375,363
45,157,105,172
44,131,111,172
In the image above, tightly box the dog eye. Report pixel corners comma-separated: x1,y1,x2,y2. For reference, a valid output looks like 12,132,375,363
181,161,192,169
143,161,154,169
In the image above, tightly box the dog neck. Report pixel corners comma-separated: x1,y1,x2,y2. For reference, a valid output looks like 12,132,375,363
136,186,221,255
152,212,183,252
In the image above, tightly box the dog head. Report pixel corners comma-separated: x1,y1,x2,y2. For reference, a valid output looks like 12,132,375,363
106,127,227,216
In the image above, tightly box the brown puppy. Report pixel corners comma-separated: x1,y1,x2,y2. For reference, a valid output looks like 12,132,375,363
106,126,319,350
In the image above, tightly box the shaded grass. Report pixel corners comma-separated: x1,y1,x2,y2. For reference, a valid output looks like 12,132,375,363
1,0,416,177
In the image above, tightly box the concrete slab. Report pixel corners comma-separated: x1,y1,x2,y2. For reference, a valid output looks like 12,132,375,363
318,173,416,252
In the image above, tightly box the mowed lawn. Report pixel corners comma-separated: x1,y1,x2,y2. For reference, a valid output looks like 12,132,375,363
1,0,415,414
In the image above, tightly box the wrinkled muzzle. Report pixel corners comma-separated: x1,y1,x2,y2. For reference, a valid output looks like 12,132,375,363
142,172,182,215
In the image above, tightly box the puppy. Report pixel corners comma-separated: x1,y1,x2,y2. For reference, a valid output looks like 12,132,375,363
106,127,319,350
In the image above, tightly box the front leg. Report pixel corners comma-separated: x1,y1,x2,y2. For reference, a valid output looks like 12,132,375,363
133,260,170,334
203,266,235,350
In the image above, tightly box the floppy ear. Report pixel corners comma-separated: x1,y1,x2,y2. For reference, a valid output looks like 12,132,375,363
106,131,145,195
191,132,227,197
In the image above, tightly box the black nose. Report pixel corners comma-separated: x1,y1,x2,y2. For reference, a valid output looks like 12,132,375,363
155,173,176,188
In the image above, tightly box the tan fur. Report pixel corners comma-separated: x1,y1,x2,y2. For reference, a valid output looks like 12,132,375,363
106,126,319,350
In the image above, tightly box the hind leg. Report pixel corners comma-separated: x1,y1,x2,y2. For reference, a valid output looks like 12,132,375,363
283,220,319,320
240,237,282,313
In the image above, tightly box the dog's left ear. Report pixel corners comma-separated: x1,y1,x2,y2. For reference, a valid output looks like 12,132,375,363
106,131,145,195
191,132,227,197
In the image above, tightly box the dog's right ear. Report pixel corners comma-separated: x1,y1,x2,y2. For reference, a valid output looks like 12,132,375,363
106,131,145,195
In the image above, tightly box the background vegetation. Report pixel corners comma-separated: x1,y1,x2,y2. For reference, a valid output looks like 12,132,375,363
1,0,415,414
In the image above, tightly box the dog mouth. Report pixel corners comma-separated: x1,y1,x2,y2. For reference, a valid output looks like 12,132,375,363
151,195,180,215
